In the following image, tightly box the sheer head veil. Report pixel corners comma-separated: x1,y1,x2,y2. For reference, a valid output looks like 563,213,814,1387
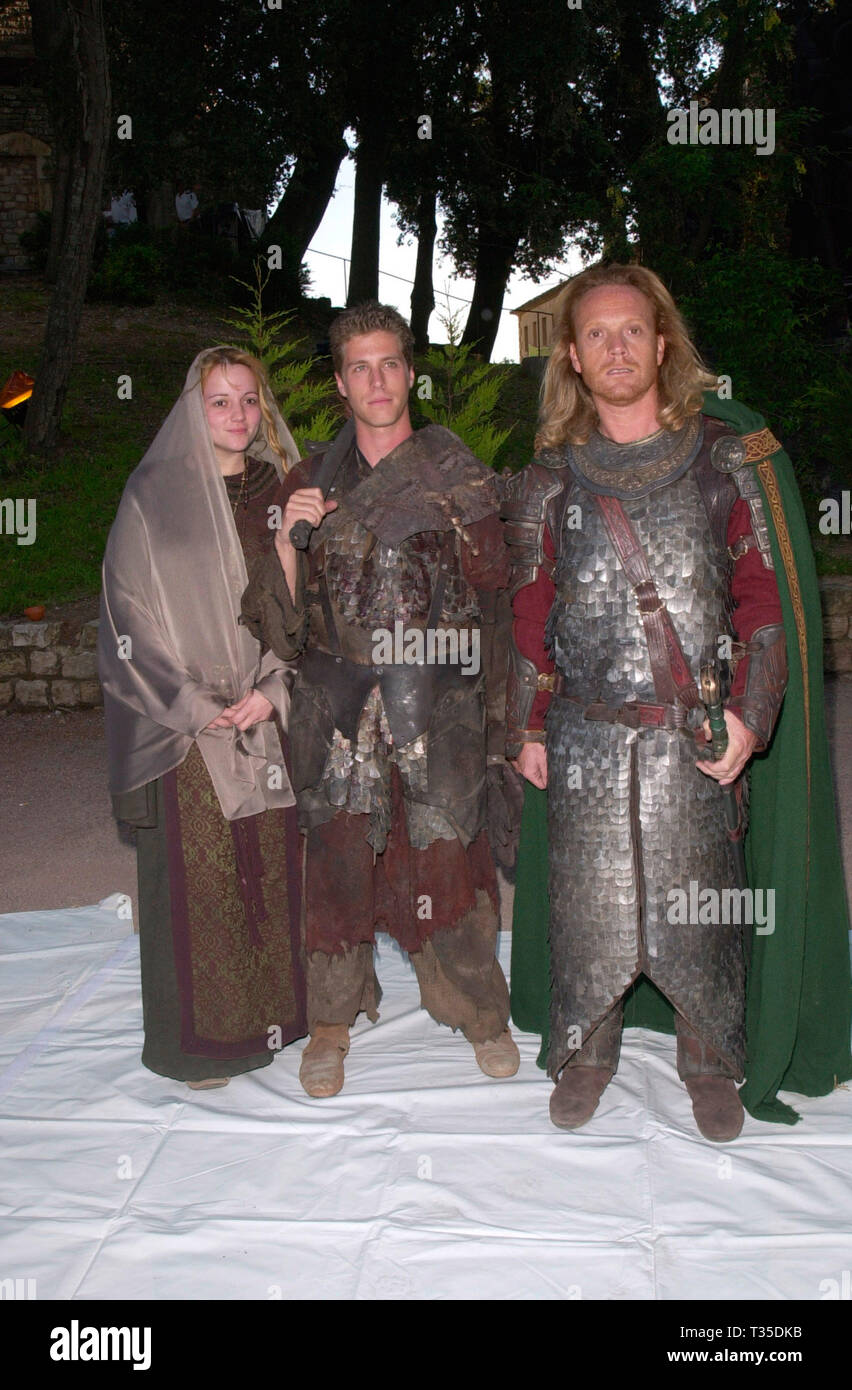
98,348,299,819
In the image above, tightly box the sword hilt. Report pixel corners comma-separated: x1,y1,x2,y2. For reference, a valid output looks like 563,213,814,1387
700,662,729,761
289,517,312,549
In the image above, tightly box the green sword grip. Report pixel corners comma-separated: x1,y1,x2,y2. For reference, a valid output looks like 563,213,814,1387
706,701,729,760
700,662,729,761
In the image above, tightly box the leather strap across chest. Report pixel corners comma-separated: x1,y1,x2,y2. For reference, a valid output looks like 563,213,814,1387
593,493,702,711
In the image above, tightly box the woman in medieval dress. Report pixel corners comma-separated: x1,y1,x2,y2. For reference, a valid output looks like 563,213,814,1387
98,347,307,1087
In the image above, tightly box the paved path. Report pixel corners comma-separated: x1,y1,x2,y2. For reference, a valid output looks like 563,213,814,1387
2,682,851,918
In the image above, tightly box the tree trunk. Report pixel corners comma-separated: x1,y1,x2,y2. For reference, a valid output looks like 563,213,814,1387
410,186,437,351
146,179,175,229
32,0,73,284
263,130,348,266
347,113,386,305
460,229,519,361
25,0,111,454
45,145,72,283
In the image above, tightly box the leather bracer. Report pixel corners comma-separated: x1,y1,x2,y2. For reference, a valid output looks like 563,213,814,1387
506,643,547,760
726,622,787,747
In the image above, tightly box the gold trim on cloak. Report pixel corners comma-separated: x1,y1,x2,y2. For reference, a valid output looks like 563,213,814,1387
743,428,782,465
753,447,810,800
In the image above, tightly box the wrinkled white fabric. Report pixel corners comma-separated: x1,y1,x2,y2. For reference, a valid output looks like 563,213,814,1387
2,905,851,1301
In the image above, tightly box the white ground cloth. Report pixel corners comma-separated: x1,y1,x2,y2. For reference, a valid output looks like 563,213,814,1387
1,899,850,1302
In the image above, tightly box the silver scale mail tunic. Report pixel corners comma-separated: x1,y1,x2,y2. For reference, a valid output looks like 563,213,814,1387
546,458,746,1078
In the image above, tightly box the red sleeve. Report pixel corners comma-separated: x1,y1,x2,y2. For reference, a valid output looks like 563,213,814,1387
512,526,556,728
727,498,783,697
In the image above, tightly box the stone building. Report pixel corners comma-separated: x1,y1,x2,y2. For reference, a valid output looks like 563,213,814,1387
0,0,53,272
511,282,568,362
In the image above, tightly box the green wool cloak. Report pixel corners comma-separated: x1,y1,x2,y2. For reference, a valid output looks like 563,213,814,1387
509,392,852,1123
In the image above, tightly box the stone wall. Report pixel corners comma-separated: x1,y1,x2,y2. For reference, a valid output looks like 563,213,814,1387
820,577,852,675
0,613,100,710
0,89,53,270
0,86,51,143
1,576,851,712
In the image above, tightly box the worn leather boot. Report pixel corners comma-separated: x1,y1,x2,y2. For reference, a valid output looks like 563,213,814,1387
473,1027,520,1077
549,1066,613,1130
299,1024,351,1098
684,1075,744,1142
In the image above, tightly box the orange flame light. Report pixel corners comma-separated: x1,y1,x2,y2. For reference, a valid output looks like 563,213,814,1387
0,371,34,411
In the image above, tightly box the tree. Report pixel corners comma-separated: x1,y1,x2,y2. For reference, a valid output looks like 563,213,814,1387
259,128,349,304
386,3,482,349
104,0,352,301
105,0,283,218
251,0,351,302
586,0,849,484
781,0,852,333
343,2,428,305
437,0,612,359
24,0,111,452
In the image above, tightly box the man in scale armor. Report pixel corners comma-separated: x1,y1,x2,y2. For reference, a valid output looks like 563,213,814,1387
503,264,793,1141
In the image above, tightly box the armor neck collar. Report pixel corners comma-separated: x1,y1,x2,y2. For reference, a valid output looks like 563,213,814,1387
565,413,704,499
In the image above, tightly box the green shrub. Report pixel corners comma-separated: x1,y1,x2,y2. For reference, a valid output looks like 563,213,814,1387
415,298,513,467
17,210,53,273
88,240,163,305
19,211,109,275
680,249,848,495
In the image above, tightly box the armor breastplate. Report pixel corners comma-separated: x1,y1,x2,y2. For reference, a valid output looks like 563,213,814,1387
320,513,481,656
547,462,732,703
307,449,482,666
291,440,491,847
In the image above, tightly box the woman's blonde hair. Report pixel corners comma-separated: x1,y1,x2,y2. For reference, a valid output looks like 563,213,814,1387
197,347,294,469
536,263,718,452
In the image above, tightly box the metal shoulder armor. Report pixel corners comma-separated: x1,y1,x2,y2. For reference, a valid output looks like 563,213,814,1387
501,459,569,598
709,431,776,571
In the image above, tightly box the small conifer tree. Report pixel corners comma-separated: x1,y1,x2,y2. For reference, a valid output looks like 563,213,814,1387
415,293,512,466
221,260,338,453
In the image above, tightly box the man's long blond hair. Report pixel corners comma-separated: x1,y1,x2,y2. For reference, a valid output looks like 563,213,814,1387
536,264,717,451
197,347,295,469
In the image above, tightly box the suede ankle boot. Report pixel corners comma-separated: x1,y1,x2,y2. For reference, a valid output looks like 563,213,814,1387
549,1065,612,1130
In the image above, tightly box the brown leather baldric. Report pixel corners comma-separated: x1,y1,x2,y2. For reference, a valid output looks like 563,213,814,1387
593,494,702,712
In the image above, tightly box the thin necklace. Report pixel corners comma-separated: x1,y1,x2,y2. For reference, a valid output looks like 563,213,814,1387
230,458,249,520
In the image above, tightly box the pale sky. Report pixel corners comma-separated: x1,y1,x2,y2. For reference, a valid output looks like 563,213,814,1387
303,155,583,362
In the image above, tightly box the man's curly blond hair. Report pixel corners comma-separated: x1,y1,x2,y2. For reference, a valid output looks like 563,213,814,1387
536,263,717,452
